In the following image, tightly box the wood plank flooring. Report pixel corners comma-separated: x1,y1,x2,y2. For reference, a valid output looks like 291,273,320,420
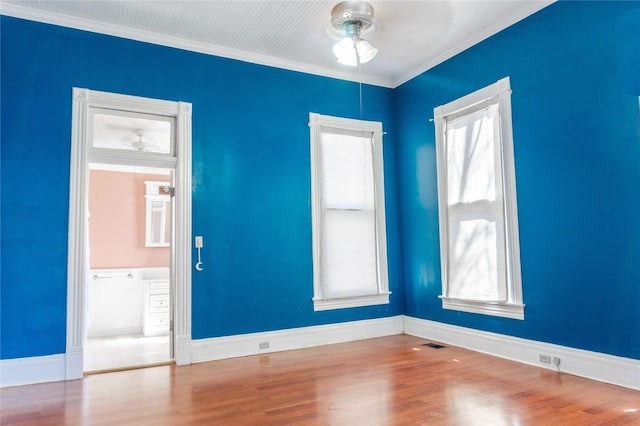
2,335,639,425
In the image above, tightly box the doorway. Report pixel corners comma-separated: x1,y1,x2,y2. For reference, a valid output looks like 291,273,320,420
84,162,173,372
66,88,193,379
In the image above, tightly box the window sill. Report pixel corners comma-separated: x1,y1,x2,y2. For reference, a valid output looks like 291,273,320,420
313,292,391,311
439,296,524,320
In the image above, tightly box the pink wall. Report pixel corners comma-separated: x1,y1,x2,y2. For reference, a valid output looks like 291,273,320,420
89,169,170,268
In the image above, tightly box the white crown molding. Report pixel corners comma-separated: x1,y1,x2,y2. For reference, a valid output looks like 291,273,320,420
192,316,404,363
403,316,640,391
0,2,556,89
391,1,556,88
0,3,394,88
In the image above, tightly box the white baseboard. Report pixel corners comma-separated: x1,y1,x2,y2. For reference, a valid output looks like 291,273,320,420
0,354,67,388
191,316,404,363
4,315,637,391
403,316,640,391
65,347,83,380
87,327,142,339
175,334,192,365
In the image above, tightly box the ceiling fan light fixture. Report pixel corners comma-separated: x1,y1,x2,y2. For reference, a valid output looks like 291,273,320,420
131,128,146,151
333,38,378,66
122,128,161,152
333,37,356,65
356,39,377,63
330,1,378,67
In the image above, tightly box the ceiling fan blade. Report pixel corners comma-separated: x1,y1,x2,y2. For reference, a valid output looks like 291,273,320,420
142,143,162,152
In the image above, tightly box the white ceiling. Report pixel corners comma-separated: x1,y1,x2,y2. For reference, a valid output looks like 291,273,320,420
1,0,554,88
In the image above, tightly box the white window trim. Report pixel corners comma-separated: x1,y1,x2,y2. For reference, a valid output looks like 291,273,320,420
309,113,390,311
433,77,524,320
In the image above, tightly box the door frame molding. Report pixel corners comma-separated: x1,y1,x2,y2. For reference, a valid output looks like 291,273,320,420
66,88,192,379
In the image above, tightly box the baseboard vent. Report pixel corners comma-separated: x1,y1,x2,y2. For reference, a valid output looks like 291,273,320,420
423,342,446,349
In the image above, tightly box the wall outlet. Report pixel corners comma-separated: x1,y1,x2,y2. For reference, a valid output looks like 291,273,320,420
259,341,270,350
539,354,551,364
553,356,561,367
195,236,203,248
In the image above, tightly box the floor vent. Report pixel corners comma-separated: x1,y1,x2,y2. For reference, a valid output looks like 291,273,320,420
422,343,446,349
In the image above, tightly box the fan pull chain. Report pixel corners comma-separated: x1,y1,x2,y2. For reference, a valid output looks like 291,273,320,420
357,47,363,121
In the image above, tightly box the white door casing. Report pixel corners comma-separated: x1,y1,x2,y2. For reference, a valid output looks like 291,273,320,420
67,88,192,379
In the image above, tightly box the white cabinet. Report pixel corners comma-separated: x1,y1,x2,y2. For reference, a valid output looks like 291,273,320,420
143,280,170,336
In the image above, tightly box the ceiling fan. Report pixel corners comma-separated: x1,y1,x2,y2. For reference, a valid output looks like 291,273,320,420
122,129,160,152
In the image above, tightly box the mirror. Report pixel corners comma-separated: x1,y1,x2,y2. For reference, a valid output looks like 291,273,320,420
145,181,171,247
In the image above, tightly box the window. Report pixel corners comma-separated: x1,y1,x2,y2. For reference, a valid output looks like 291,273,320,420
91,108,174,155
309,113,389,311
433,77,524,320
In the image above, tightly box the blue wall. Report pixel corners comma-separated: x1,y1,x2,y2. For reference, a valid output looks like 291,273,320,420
2,1,639,363
395,1,640,359
0,16,403,359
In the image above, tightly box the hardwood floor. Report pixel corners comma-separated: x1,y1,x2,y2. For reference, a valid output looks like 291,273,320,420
2,335,639,425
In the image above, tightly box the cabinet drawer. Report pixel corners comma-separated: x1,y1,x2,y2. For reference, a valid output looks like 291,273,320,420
148,280,169,295
149,314,169,329
149,295,169,313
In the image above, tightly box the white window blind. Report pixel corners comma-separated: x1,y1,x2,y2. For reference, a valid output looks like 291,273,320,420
445,103,507,301
319,129,378,299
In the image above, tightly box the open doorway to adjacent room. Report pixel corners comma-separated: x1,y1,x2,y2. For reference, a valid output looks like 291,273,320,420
84,161,174,372
67,88,193,378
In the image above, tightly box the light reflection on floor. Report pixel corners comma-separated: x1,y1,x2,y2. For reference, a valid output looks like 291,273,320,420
446,385,522,426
